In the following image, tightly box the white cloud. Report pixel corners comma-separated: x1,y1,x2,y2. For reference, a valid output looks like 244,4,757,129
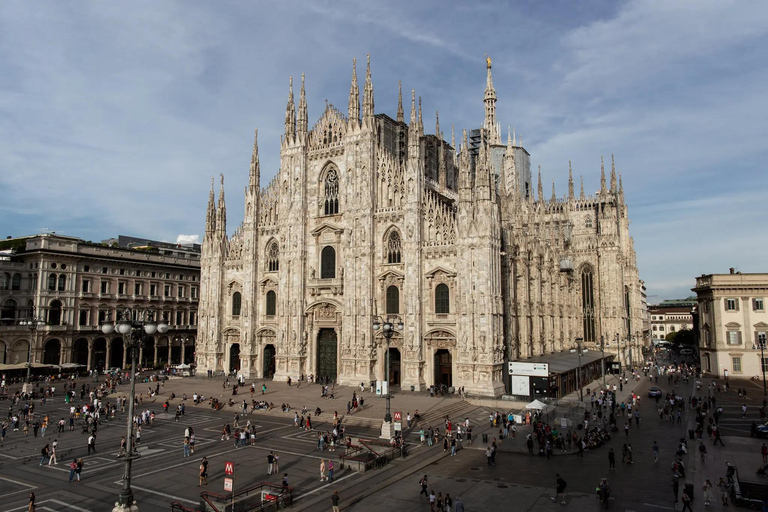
176,234,200,245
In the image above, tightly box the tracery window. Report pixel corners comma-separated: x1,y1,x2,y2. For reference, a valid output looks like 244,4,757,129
387,231,402,264
581,266,596,342
585,216,593,229
267,242,279,272
324,169,339,215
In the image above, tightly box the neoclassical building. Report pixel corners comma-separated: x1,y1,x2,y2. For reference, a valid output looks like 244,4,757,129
0,234,198,371
197,56,644,396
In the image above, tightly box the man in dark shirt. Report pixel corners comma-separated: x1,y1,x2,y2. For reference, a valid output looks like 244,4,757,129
551,474,567,504
331,490,340,512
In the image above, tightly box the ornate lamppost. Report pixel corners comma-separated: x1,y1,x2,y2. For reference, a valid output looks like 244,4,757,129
19,308,45,392
102,307,168,512
574,337,584,402
600,335,606,389
372,315,403,438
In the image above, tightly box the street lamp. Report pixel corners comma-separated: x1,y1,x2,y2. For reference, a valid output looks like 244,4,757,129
575,337,584,402
760,339,767,398
372,315,403,436
19,308,45,390
600,335,606,389
102,307,168,512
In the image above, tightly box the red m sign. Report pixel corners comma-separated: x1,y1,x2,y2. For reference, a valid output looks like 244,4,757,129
225,461,234,476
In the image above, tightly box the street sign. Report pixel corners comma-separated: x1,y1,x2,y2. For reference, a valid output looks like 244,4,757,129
224,478,233,492
224,461,234,476
394,421,402,431
393,411,402,421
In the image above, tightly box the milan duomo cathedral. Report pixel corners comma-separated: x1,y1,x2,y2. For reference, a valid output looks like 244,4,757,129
197,56,643,397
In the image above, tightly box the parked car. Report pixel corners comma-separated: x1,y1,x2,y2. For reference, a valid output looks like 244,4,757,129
648,386,663,398
756,421,768,439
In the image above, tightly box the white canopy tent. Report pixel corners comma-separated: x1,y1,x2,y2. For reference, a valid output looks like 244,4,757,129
525,399,549,411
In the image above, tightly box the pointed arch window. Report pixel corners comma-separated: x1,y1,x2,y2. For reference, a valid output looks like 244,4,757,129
232,292,242,317
435,284,450,314
581,266,596,342
321,246,336,279
387,231,402,264
266,290,277,316
324,169,339,215
386,285,400,315
267,242,279,272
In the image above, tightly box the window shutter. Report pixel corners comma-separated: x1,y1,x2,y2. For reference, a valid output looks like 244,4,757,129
724,298,728,310
735,298,740,311
753,298,757,311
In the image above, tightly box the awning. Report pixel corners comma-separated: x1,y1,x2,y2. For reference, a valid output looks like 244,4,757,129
523,350,609,374
525,399,548,410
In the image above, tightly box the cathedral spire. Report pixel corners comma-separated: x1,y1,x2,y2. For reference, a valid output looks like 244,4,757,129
537,166,543,202
396,80,404,123
451,124,456,149
600,155,607,193
507,126,512,148
512,127,516,146
297,74,308,136
551,179,557,203
249,128,260,194
205,176,216,235
284,76,296,141
619,172,624,199
568,160,574,200
348,58,360,123
409,89,416,125
610,154,617,193
483,55,500,144
216,173,227,236
580,175,585,199
435,111,440,138
362,53,374,125
418,96,424,136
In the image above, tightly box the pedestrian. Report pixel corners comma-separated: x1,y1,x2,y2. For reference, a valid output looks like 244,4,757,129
328,459,334,482
69,459,77,482
681,488,693,512
762,443,768,463
454,496,465,512
281,473,288,493
702,479,712,506
485,446,493,466
320,459,327,481
331,490,340,512
39,444,50,466
450,436,457,456
652,441,659,463
419,475,429,498
624,422,630,437
742,404,747,418
267,452,275,475
608,448,615,470
28,492,35,512
718,477,729,506
183,436,190,457
75,458,83,481
672,474,680,501
49,439,58,465
199,457,208,486
429,491,436,511
87,433,96,454
445,493,452,512
551,473,567,505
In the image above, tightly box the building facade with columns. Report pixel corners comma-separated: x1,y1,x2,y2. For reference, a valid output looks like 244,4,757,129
197,56,644,396
693,270,768,379
0,233,199,371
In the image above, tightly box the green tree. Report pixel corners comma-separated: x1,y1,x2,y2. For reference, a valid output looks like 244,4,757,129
665,331,678,343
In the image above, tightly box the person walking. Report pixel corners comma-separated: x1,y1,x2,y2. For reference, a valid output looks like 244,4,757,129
454,496,465,512
718,477,729,506
69,459,77,482
551,474,567,505
419,475,429,498
702,479,712,506
608,448,616,470
87,433,96,454
49,439,58,465
28,492,35,512
331,490,340,512
328,459,334,482
183,437,190,457
75,458,83,481
199,457,208,486
39,444,50,466
681,488,693,512
267,452,275,475
761,442,767,463
320,459,327,481
652,441,659,463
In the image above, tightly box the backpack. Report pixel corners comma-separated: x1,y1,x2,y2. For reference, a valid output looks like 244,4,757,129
70,461,77,470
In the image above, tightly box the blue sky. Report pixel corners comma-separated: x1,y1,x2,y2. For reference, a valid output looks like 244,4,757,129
1,1,767,302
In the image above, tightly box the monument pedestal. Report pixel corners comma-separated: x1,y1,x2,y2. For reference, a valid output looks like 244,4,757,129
380,420,394,440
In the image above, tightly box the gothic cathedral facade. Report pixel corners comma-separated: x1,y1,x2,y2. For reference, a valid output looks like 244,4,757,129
197,56,643,397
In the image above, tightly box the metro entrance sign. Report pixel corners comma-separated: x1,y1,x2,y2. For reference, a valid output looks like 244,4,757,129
224,461,235,496
393,411,402,421
225,461,234,476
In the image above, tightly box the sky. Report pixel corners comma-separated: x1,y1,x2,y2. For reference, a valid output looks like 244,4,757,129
1,1,767,302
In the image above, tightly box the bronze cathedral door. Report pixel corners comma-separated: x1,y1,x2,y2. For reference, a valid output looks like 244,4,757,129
316,328,338,382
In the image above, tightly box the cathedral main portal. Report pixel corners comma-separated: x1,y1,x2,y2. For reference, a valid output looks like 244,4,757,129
316,328,338,382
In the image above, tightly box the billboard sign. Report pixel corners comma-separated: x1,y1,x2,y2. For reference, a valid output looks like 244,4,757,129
508,362,549,377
